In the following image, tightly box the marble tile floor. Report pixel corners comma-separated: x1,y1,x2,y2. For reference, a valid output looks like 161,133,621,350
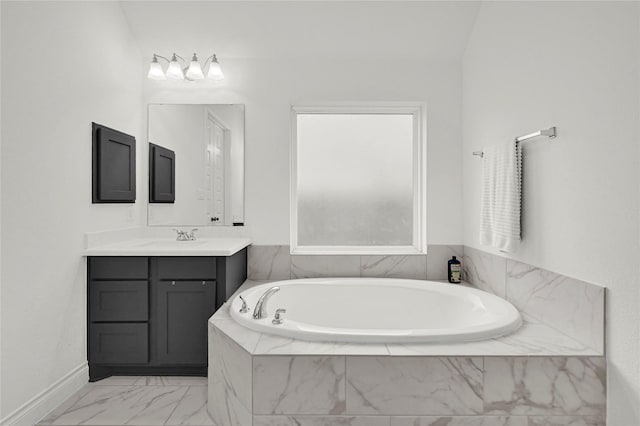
37,376,215,426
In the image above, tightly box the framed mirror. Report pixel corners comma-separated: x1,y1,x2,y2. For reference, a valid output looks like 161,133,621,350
147,104,245,226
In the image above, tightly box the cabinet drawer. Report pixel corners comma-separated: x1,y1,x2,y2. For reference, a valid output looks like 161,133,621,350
156,257,216,279
89,323,148,364
90,281,148,322
90,257,148,279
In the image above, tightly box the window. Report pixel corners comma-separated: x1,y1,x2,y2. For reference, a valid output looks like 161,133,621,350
290,104,426,254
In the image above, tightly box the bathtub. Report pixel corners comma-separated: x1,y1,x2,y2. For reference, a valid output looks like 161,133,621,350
229,278,522,343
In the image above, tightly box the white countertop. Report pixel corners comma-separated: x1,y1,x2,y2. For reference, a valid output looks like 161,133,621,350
83,237,251,256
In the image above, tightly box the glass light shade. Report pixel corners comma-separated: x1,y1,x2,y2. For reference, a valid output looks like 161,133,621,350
207,56,224,81
186,54,204,80
166,54,184,80
147,61,166,80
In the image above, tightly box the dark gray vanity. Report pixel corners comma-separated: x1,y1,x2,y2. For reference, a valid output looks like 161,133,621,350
85,103,248,381
87,249,246,381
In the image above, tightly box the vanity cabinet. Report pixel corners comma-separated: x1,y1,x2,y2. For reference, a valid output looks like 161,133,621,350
87,249,246,381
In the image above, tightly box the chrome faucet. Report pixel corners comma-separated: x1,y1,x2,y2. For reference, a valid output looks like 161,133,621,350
173,228,198,241
252,286,280,319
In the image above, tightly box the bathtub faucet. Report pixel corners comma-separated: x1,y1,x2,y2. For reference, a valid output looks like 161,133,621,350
252,286,280,320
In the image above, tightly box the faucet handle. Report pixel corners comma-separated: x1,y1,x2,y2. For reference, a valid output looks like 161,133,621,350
272,308,286,325
239,295,250,313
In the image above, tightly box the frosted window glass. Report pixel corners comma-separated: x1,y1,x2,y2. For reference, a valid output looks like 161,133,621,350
296,113,414,246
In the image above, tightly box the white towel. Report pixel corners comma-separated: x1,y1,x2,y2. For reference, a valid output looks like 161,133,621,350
479,140,522,252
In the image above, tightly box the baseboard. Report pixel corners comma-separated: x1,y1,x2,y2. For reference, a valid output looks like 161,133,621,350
0,362,88,426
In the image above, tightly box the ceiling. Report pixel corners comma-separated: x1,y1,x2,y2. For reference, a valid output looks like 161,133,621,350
120,1,481,62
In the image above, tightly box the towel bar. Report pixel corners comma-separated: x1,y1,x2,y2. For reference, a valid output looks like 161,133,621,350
473,126,556,157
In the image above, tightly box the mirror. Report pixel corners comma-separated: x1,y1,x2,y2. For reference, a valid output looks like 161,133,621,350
147,104,245,226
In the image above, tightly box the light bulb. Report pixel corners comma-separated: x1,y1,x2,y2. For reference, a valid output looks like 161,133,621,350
147,55,166,80
207,54,224,81
185,53,204,80
166,53,184,80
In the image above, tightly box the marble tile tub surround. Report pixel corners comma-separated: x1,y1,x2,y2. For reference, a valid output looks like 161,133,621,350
209,315,606,425
247,245,605,354
212,290,598,357
463,246,605,354
247,244,462,280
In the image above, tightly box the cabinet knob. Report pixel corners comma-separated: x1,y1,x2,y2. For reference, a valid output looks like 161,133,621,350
171,281,176,286
202,281,206,285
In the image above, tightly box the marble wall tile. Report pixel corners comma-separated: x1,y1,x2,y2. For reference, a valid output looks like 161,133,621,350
208,322,253,426
483,357,606,416
390,417,527,426
527,416,605,426
165,386,215,425
249,245,292,280
253,356,346,415
505,260,605,353
253,415,390,426
462,246,506,296
426,245,464,280
209,323,252,408
361,255,427,279
346,357,483,415
291,255,360,278
212,318,262,354
207,376,252,426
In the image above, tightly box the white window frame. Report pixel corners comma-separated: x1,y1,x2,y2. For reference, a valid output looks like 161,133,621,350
290,103,427,255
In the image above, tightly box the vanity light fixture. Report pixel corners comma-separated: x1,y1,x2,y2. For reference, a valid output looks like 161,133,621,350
147,53,224,81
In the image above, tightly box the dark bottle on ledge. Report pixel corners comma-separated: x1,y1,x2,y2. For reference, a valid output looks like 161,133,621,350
448,256,461,283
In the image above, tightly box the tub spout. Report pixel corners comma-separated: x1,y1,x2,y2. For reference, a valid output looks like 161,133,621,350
252,286,280,319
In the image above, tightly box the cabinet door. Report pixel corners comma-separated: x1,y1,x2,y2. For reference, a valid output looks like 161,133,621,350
156,280,216,365
92,123,136,203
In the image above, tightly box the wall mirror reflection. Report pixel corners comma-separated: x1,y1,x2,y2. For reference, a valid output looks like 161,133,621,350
147,104,245,226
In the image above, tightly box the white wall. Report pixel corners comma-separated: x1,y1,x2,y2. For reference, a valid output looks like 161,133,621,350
462,2,640,425
1,1,143,421
143,57,464,245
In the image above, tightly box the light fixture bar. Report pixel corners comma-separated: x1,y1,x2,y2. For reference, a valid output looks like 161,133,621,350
147,52,224,81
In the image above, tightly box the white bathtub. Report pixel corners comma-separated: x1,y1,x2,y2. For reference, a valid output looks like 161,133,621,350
229,278,522,344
